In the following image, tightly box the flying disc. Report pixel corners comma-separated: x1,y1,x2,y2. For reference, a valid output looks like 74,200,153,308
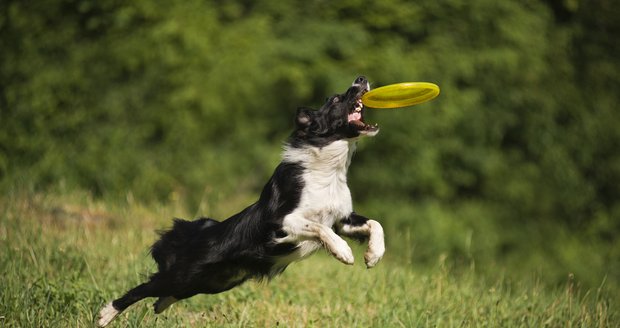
362,82,440,108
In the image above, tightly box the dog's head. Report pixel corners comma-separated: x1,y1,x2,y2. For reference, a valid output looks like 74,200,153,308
292,76,379,146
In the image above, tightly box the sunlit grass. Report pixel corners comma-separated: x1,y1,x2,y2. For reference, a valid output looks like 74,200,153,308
0,191,616,327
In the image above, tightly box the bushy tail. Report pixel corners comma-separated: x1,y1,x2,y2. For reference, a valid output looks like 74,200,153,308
150,217,219,271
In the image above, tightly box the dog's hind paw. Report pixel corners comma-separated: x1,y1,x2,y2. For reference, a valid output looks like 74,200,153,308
97,302,120,327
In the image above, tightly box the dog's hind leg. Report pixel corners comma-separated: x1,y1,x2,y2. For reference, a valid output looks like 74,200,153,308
97,277,168,327
153,296,178,314
335,212,385,268
97,302,120,328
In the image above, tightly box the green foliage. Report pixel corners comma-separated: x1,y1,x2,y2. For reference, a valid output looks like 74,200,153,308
1,0,619,290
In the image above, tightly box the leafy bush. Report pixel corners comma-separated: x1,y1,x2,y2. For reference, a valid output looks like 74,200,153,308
1,0,619,289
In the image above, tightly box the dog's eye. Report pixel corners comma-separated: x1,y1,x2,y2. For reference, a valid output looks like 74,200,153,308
331,96,340,103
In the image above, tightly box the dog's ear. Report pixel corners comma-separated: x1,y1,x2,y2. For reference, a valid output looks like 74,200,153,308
296,107,314,128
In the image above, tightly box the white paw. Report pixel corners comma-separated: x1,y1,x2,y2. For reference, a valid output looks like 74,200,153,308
364,245,385,268
330,238,355,265
365,220,385,268
97,302,119,327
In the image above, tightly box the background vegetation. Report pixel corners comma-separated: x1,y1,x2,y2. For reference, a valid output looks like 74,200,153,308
0,192,615,326
1,0,619,324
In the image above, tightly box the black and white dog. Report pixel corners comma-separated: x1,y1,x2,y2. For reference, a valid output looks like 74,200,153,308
97,76,385,327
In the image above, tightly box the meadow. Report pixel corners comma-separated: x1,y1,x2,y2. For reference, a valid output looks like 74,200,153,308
2,1,619,327
1,191,616,327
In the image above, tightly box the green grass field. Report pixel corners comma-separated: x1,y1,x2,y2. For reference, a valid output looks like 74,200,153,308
0,191,616,327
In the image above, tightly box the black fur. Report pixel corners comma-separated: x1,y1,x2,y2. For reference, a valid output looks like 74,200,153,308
109,161,309,316
99,76,381,326
290,77,374,147
335,212,372,243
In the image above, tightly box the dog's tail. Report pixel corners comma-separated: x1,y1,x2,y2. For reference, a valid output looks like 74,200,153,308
150,217,219,271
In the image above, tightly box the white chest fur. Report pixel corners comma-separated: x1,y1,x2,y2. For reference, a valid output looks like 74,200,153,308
274,140,358,265
283,140,356,227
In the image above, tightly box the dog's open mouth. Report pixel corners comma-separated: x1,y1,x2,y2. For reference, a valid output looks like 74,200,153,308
348,91,379,135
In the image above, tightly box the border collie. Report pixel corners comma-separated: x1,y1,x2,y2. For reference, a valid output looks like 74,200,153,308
97,76,385,327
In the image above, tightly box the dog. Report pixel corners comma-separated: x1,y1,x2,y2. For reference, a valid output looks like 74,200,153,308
97,76,385,327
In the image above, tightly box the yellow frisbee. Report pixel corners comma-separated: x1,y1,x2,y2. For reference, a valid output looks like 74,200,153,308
362,82,440,108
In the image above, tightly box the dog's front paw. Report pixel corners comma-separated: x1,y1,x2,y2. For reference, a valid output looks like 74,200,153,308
364,220,385,268
364,245,385,268
330,238,355,265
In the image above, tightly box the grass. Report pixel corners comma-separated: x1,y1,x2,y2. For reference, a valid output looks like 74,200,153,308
0,191,616,327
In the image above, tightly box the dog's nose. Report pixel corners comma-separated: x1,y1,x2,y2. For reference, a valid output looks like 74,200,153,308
354,76,366,85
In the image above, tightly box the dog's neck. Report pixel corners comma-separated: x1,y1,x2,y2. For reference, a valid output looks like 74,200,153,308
282,140,357,176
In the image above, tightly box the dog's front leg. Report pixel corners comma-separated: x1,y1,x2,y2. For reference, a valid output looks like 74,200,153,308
278,214,354,265
335,212,385,268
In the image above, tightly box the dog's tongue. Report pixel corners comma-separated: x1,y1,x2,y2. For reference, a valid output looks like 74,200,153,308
348,112,362,122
